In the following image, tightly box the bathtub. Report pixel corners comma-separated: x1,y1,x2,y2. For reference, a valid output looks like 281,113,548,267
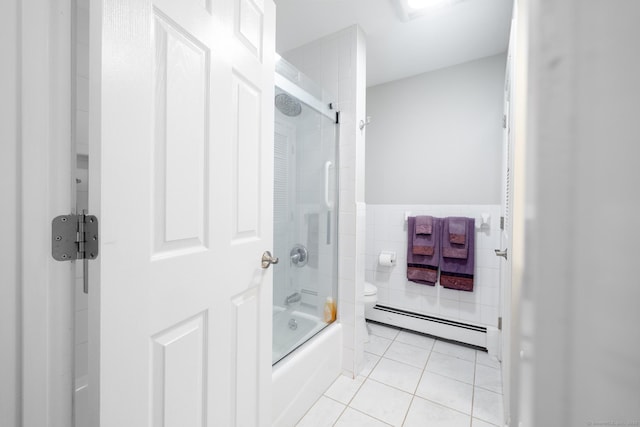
272,309,342,427
272,308,326,364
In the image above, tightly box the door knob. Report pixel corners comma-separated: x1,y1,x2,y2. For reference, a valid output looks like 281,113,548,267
494,249,508,260
261,251,279,269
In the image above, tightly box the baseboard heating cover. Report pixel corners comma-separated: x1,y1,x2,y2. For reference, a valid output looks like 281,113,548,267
367,305,488,349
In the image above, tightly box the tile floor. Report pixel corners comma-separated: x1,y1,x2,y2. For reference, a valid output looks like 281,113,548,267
295,321,504,427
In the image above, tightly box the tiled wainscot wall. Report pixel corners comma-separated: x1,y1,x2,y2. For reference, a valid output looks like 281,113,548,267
366,204,502,329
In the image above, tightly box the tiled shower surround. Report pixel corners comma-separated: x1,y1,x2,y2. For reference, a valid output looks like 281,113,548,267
285,25,368,376
366,204,502,329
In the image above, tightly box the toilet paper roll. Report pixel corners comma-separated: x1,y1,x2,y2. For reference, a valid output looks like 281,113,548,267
378,252,395,267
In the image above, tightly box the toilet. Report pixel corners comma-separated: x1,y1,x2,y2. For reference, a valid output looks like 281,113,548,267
363,281,378,342
364,281,378,316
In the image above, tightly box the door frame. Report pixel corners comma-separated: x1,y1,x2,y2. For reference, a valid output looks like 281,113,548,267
0,0,75,426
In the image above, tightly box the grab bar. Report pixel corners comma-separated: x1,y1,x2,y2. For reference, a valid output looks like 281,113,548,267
324,160,333,209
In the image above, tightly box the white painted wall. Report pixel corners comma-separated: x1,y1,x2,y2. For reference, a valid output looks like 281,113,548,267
0,1,20,425
283,25,367,377
517,1,640,426
366,53,506,205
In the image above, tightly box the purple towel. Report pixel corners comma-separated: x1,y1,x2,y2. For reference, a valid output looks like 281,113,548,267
415,216,433,235
441,217,469,259
407,216,440,285
440,217,475,291
448,217,466,244
413,216,435,256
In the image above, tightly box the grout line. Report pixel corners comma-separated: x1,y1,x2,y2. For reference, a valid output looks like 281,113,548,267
340,406,394,426
470,350,478,427
400,329,433,426
329,398,348,427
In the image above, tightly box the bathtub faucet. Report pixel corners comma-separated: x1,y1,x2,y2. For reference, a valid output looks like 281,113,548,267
285,292,301,305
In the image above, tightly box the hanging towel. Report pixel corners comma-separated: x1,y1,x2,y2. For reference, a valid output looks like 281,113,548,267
415,215,433,235
448,217,467,244
413,215,435,256
440,217,475,291
407,216,440,285
441,217,469,259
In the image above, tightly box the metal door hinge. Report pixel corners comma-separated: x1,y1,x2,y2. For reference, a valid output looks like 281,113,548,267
498,316,502,330
502,114,507,129
52,212,99,261
500,216,505,230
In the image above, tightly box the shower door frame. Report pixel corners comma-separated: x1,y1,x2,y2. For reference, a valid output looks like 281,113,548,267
274,75,337,124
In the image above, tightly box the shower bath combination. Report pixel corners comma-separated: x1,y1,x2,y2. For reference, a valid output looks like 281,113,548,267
271,58,340,366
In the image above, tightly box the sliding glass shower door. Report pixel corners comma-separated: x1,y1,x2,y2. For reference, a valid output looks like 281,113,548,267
272,61,339,365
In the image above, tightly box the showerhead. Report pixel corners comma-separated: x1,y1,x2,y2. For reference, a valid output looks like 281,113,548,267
275,93,302,117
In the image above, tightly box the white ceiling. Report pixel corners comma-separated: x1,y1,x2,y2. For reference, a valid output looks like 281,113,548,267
275,0,513,87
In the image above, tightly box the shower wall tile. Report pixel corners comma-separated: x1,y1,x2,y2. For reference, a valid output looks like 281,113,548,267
366,204,502,329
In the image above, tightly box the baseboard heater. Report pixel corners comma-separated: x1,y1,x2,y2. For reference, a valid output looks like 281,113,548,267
367,305,488,349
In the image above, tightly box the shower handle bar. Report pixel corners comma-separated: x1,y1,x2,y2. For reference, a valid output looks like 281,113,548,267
324,161,333,209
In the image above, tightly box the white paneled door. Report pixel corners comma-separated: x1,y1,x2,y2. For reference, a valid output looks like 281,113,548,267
89,0,275,425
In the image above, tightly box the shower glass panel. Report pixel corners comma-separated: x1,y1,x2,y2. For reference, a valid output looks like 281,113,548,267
272,58,339,365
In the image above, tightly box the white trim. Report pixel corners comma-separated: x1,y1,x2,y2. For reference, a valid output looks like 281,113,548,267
18,0,75,425
0,0,21,425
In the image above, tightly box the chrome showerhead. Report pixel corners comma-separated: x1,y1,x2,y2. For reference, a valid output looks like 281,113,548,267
275,93,302,117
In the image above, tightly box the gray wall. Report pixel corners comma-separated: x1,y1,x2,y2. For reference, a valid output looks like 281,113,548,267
0,0,20,425
365,53,506,205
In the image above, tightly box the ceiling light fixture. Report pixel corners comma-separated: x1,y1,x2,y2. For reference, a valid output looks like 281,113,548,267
395,0,463,21
406,0,448,10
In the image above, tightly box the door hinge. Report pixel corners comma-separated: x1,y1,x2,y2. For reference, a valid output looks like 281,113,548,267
502,114,507,129
500,216,505,230
498,316,502,330
52,212,99,261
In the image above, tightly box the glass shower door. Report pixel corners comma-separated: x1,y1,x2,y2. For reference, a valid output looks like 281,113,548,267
272,74,339,365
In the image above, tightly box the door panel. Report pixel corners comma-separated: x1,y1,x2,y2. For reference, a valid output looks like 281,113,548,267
153,12,209,254
151,313,206,427
236,0,264,59
231,73,262,240
91,0,274,425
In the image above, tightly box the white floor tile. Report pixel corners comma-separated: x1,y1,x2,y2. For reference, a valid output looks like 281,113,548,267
364,334,393,356
304,332,508,427
324,375,366,405
295,396,345,427
433,340,477,361
334,407,391,427
474,364,502,394
425,351,475,384
369,357,423,394
472,387,504,426
383,341,430,368
472,417,500,427
475,351,501,370
403,396,471,427
367,322,400,340
415,371,474,415
349,379,413,427
359,352,381,377
394,330,436,350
